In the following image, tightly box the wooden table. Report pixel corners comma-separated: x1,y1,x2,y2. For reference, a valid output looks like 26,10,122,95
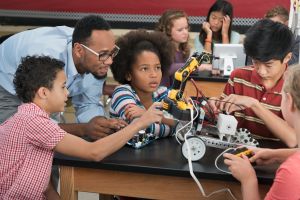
54,138,276,200
185,71,228,98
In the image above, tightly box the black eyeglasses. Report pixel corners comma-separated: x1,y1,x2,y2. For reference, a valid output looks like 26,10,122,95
80,44,120,62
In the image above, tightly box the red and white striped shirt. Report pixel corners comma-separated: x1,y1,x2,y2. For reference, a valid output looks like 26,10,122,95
221,66,283,139
0,103,66,199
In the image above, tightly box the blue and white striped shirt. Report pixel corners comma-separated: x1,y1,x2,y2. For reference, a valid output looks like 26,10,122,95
110,84,174,137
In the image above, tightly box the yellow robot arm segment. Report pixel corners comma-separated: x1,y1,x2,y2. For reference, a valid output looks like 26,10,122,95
174,57,199,82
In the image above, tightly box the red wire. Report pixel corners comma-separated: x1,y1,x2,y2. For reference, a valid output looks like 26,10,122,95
190,78,216,124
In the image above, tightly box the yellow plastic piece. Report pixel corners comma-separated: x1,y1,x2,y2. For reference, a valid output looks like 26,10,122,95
174,58,198,82
235,149,253,158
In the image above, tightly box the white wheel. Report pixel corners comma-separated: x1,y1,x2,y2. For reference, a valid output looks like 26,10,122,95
182,136,206,161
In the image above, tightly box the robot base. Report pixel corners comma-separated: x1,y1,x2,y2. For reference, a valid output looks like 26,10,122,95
178,124,259,161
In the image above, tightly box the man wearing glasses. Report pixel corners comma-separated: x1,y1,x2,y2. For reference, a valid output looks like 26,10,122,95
0,15,127,138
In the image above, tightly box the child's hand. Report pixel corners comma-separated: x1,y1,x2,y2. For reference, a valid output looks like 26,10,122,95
138,102,163,128
223,153,256,183
249,148,278,165
197,63,212,71
208,97,220,113
222,15,231,36
125,104,146,121
218,94,258,114
202,22,212,35
211,69,221,75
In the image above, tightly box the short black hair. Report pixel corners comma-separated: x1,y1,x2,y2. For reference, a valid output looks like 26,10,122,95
244,19,294,62
72,15,111,46
13,55,65,103
110,30,173,84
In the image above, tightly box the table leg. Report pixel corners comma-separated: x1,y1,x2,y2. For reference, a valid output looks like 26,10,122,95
60,166,78,200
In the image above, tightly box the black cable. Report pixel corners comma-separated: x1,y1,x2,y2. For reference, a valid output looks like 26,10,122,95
189,78,246,125
209,99,245,112
190,79,216,124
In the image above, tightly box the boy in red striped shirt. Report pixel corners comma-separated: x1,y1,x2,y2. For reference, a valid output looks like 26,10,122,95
209,19,296,147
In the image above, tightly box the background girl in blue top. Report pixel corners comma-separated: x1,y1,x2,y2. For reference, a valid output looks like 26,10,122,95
194,0,240,54
110,30,175,138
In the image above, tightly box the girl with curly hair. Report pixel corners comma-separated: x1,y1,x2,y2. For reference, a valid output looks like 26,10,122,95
156,9,191,87
110,30,176,138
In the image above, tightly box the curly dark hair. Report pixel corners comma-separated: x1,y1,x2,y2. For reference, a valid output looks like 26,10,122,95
111,30,173,84
13,55,65,103
72,15,111,47
155,9,190,60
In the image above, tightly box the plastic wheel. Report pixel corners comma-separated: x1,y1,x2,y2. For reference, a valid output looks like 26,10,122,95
182,136,206,161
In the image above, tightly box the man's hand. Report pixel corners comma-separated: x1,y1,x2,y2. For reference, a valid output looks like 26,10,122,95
86,116,127,139
124,104,146,121
103,83,118,97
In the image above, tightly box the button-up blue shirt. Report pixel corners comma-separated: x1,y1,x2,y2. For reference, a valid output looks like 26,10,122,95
0,26,105,123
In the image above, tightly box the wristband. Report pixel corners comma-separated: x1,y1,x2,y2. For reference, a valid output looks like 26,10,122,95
205,38,212,43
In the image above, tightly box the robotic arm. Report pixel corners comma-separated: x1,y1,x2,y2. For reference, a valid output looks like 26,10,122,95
162,51,212,120
162,52,260,162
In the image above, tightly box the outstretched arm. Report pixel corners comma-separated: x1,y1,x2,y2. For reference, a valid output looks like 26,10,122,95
224,153,260,200
217,94,297,147
55,103,163,161
250,101,296,147
250,148,298,165
110,86,175,137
